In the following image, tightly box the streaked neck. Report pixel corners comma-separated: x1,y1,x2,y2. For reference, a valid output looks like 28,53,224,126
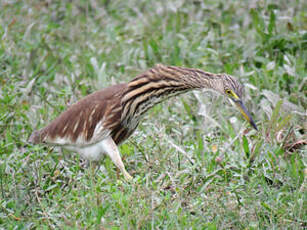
121,64,219,128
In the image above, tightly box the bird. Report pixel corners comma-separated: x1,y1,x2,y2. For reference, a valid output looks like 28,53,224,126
29,64,258,180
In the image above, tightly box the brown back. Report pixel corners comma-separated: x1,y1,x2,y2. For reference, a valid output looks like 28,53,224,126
29,83,127,146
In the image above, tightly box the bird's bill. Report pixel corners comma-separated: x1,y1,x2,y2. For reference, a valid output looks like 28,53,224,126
234,100,258,131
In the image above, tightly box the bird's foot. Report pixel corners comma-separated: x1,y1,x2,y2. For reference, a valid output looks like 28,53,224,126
123,171,133,181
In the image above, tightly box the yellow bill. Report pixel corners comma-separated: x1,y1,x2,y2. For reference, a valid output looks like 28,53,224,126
234,100,258,130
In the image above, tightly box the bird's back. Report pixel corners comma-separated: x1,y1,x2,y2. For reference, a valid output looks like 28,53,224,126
29,83,128,147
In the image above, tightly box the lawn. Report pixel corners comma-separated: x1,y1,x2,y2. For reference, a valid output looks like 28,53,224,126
0,0,306,229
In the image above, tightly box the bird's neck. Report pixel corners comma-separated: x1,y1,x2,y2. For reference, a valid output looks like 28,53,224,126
121,64,219,128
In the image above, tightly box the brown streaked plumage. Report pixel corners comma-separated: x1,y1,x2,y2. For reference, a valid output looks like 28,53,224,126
29,64,257,180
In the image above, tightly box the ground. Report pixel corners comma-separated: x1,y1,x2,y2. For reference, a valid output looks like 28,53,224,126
0,0,306,229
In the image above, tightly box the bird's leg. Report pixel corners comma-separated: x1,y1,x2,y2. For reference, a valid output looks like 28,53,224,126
89,161,98,175
100,137,133,181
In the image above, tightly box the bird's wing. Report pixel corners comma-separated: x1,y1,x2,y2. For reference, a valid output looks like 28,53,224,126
29,83,127,147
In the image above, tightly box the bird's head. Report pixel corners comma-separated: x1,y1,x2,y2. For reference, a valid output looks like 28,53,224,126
218,74,258,131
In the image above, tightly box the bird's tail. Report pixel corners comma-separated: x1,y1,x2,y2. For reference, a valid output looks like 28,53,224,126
28,130,42,144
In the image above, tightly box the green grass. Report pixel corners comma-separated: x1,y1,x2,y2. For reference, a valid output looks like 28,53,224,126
0,0,306,229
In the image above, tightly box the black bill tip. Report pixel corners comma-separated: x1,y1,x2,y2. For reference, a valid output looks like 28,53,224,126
234,100,258,131
249,118,258,131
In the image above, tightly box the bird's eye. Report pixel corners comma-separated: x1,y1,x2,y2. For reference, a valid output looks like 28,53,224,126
225,89,232,95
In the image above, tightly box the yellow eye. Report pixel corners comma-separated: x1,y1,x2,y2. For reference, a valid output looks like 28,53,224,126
225,89,232,95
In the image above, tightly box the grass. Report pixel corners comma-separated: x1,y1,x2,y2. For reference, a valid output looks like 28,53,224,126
0,0,306,229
